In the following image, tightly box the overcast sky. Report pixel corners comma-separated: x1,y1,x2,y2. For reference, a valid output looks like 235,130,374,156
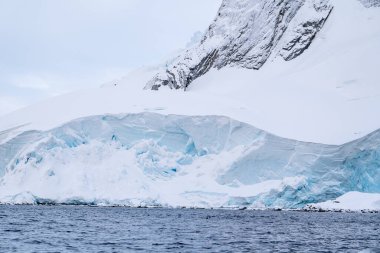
0,0,221,115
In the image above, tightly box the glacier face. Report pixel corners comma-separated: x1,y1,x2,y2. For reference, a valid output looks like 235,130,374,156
0,113,379,208
146,0,333,90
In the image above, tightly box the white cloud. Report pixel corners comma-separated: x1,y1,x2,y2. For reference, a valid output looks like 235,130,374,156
11,75,50,90
0,0,222,115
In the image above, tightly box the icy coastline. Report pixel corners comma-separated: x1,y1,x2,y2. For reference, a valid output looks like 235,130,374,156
1,113,379,211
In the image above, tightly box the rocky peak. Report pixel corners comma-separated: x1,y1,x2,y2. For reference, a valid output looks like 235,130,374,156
358,0,380,7
146,0,334,90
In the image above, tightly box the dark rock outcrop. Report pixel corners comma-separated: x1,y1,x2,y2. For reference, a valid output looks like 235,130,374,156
146,0,333,90
358,0,380,8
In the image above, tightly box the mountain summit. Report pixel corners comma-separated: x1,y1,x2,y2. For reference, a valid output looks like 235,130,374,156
146,0,377,90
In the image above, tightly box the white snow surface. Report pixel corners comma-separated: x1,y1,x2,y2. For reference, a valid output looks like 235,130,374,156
0,0,379,210
309,192,380,211
0,0,379,145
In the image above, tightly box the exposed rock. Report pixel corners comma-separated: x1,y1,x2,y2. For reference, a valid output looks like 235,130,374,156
358,0,380,7
279,0,333,61
146,0,333,90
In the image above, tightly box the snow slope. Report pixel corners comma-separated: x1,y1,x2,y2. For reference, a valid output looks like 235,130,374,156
1,0,379,145
0,0,379,210
308,192,380,212
1,113,379,209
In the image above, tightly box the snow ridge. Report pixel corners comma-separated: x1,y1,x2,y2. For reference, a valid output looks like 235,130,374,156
146,0,333,90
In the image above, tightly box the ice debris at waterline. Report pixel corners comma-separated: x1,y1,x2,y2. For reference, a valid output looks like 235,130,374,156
0,113,379,209
306,192,380,212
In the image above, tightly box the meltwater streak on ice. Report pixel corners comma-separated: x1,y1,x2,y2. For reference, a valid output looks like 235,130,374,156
0,113,379,208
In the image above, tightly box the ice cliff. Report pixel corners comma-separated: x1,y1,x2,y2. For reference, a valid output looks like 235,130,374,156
0,113,379,208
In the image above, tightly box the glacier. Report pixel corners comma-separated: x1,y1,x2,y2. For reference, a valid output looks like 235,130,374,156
0,113,379,209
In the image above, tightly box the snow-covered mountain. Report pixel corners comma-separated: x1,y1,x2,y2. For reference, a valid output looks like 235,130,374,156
146,0,377,90
146,0,332,89
0,0,379,210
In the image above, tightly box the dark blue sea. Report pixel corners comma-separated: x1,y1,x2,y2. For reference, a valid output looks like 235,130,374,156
0,205,379,252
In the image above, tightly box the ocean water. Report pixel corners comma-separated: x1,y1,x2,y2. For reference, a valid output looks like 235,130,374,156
0,206,379,252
